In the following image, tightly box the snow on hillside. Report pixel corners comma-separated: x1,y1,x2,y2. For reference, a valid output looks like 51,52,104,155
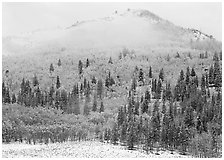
2,141,192,158
2,9,215,56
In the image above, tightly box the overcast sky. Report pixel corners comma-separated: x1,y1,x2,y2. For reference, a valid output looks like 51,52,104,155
2,2,222,41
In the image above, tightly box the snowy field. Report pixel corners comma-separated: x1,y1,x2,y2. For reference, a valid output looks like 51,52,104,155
2,141,192,158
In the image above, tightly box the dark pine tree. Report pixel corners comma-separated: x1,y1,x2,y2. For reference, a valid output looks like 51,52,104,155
213,60,222,88
108,57,113,64
138,68,144,84
49,63,54,73
159,68,164,82
97,79,103,99
191,68,196,77
179,70,185,82
83,94,90,116
56,76,61,89
2,82,6,103
209,65,214,84
92,76,97,84
127,118,135,150
185,66,190,85
86,58,90,68
58,59,62,67
78,60,83,75
111,123,119,145
149,66,152,78
11,93,16,104
99,101,104,113
33,74,39,87
213,52,219,61
92,93,97,112
5,88,11,104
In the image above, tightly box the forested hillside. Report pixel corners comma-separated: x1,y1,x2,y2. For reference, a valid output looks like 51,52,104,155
2,48,222,157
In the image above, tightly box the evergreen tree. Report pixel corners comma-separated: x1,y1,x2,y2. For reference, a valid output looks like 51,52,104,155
165,83,172,101
111,123,119,145
97,79,103,99
156,79,162,99
84,78,87,89
141,99,148,114
201,74,206,94
5,88,11,104
92,76,97,84
2,82,6,103
161,113,169,149
191,68,196,77
83,94,90,116
108,57,113,64
60,89,68,112
86,58,90,68
20,78,25,95
149,66,152,78
55,90,60,109
209,65,214,84
92,93,97,112
162,101,166,114
213,52,219,61
134,98,140,115
138,68,144,84
56,76,61,89
78,60,83,75
120,122,127,144
127,118,135,150
57,59,62,67
119,52,122,60
179,70,185,82
178,123,189,154
184,106,194,127
49,63,54,73
152,79,157,93
185,67,190,85
11,93,16,103
99,101,104,113
33,74,39,87
213,60,222,88
152,111,161,145
145,90,151,102
205,73,209,88
159,68,164,81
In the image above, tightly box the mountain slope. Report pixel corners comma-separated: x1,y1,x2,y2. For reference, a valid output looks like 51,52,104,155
2,9,220,56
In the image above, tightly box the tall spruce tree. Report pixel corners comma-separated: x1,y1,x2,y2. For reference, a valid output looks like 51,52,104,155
213,60,222,88
56,76,61,89
138,68,144,84
33,74,39,87
149,66,152,78
92,93,97,112
127,118,135,150
191,68,196,77
97,79,103,99
111,123,119,145
86,58,90,68
78,60,83,75
50,63,54,73
99,101,104,113
58,59,62,67
159,68,164,81
185,67,190,85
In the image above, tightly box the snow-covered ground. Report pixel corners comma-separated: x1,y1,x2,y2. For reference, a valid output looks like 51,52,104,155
2,141,192,158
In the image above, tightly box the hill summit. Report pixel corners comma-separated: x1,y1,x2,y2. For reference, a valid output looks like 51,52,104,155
2,9,221,56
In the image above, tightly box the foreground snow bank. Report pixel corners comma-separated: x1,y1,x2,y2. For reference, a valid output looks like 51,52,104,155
2,141,192,158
